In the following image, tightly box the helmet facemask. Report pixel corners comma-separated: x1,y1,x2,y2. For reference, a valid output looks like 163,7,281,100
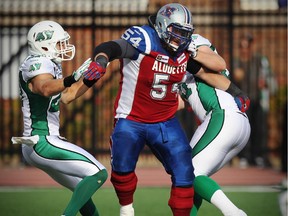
163,23,194,53
54,32,75,62
154,3,194,54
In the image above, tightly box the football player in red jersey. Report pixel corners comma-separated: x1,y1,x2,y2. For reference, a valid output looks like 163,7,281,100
85,3,249,216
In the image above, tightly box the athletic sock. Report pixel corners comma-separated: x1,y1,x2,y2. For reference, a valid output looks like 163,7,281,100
120,203,134,216
168,186,194,216
194,175,221,201
110,171,138,206
63,169,108,216
211,190,241,215
79,198,99,216
190,206,198,216
194,175,241,215
190,192,202,216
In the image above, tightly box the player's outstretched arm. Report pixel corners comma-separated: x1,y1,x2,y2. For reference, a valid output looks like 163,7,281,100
61,58,108,104
29,57,92,98
195,67,250,112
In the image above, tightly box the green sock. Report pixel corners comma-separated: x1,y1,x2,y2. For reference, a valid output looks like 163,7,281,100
194,175,221,202
190,192,202,216
63,169,108,216
80,198,99,216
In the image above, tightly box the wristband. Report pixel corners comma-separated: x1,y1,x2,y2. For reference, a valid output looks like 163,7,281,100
83,78,97,88
63,75,76,87
96,55,109,68
226,82,242,97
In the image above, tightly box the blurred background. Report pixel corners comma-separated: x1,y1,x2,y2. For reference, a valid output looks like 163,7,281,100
0,0,287,173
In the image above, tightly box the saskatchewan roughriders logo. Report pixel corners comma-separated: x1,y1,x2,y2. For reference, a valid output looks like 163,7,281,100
35,30,54,42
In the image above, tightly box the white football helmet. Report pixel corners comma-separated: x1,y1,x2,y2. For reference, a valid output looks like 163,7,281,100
154,3,194,53
27,20,75,63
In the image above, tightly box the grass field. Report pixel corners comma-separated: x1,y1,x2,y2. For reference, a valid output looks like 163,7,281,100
0,186,282,216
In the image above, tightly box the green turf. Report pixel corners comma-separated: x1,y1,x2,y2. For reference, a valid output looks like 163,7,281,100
0,187,282,216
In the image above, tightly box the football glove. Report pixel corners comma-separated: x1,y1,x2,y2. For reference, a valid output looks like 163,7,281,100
226,82,250,113
63,58,92,87
83,61,106,81
72,58,92,81
234,95,250,112
82,61,106,87
187,41,198,58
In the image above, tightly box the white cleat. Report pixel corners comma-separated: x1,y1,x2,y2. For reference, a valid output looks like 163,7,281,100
120,204,134,216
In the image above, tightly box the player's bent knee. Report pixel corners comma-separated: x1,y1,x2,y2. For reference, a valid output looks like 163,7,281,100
97,169,108,183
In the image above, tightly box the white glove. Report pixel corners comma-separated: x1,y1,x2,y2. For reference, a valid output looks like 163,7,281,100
187,41,198,58
72,58,92,81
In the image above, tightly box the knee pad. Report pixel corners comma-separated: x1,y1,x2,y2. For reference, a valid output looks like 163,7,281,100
110,171,138,205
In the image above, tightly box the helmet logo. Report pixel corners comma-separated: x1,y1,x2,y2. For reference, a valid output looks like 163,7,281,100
35,30,54,42
160,6,177,19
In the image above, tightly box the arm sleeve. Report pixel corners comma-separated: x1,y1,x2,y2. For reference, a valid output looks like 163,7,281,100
93,39,136,62
226,82,244,97
113,39,137,59
186,57,202,74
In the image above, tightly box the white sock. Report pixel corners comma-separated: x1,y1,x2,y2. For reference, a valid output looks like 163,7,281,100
120,203,134,216
210,189,242,216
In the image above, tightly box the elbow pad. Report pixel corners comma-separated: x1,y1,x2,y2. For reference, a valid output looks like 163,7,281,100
93,41,122,61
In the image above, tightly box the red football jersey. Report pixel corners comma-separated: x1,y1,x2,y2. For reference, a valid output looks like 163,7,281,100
114,25,190,123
